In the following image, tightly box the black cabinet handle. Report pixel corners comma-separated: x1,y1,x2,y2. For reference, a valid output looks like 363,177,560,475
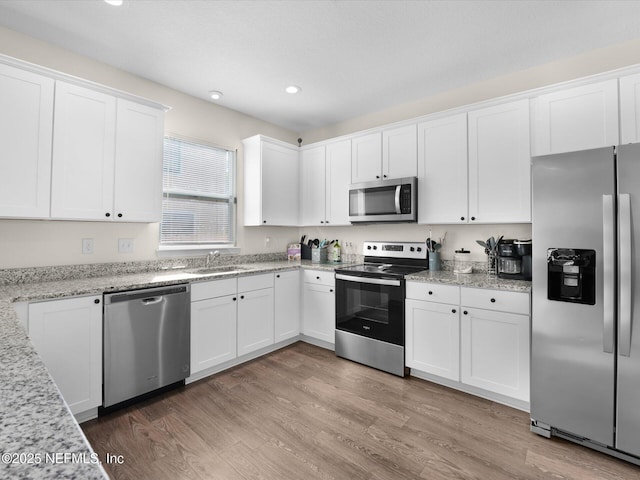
463,310,468,315
325,220,329,224
490,298,496,303
330,289,333,293
460,216,465,221
316,276,320,280
376,175,380,179
383,175,387,178
276,274,280,278
117,213,123,218
240,295,245,299
233,297,237,301
452,309,456,314
105,212,111,217
94,299,100,304
471,216,476,221
263,220,267,224
428,291,433,295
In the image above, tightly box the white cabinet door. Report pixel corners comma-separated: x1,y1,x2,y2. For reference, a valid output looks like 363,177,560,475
28,295,102,415
382,124,417,179
113,99,164,222
0,64,54,218
300,145,326,226
243,136,299,226
325,139,351,226
532,79,619,155
460,307,530,402
51,81,116,220
406,299,460,381
468,99,531,223
274,270,300,342
190,294,237,374
351,132,382,183
261,141,299,226
417,114,468,224
620,73,640,144
302,282,335,344
237,287,275,356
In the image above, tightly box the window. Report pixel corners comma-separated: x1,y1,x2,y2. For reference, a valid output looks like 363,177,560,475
160,136,236,248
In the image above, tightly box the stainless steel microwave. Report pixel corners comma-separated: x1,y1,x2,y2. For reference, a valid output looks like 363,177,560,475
348,177,417,223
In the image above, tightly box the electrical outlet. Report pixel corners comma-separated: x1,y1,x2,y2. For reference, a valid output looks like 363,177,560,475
118,238,134,254
82,238,94,255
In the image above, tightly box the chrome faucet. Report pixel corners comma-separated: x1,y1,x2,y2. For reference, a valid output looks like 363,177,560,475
205,250,220,268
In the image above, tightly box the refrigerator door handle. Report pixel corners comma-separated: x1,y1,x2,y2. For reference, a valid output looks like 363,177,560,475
619,193,632,357
603,194,615,354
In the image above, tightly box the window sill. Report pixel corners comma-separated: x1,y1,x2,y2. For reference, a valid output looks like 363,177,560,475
157,245,241,258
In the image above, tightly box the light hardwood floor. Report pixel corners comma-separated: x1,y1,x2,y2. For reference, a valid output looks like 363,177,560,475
82,342,639,479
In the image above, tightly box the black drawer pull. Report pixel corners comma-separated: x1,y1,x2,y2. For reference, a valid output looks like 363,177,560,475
490,298,496,303
452,309,456,314
463,310,468,315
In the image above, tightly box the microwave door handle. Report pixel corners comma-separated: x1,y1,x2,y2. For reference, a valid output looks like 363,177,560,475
619,193,632,357
335,273,401,287
394,185,401,214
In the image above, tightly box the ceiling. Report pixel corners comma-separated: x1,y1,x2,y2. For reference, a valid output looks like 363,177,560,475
1,0,640,133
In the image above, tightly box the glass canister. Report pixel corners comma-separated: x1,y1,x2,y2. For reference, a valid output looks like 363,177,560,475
453,248,473,274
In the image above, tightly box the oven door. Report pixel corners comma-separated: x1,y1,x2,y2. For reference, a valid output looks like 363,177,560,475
335,273,405,345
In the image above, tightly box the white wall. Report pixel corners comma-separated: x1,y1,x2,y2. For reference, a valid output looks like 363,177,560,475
2,27,640,268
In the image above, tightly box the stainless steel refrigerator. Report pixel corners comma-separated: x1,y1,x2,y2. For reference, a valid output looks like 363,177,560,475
531,144,640,465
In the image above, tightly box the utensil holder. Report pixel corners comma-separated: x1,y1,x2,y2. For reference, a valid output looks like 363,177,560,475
487,252,497,276
311,248,328,264
301,244,312,260
428,251,441,271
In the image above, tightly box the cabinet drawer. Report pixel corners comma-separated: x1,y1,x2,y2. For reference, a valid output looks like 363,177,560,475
460,287,530,315
303,269,335,287
238,272,274,292
191,277,237,302
406,281,460,304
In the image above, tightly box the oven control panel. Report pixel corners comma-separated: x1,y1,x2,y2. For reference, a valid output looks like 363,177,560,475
362,241,428,260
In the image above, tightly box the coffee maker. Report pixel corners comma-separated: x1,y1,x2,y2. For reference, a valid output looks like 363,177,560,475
497,239,532,280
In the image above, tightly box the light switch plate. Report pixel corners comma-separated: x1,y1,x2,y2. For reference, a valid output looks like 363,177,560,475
118,238,134,254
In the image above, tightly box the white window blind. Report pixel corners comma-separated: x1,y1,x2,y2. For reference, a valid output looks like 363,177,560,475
161,137,236,246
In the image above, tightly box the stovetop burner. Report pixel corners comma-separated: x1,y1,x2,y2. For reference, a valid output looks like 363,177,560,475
335,241,428,278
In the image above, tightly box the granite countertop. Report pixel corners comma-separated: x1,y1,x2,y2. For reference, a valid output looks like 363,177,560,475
0,259,348,479
0,258,528,478
405,269,532,293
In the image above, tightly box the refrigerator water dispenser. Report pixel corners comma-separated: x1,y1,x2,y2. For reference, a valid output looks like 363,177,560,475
547,248,596,305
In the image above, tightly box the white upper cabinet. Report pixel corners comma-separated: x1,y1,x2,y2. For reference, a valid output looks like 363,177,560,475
417,113,468,224
468,99,531,223
243,135,299,226
50,82,164,222
352,127,417,184
324,139,351,225
620,73,640,144
0,64,54,219
113,99,164,222
301,139,351,226
351,132,382,183
300,145,327,226
51,81,117,220
531,79,619,155
382,124,418,179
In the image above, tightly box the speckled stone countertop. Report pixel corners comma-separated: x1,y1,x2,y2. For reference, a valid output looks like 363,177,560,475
405,269,531,293
0,257,351,479
0,255,527,479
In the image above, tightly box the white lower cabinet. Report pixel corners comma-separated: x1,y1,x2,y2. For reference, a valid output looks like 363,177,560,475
460,287,530,403
28,295,102,415
190,278,238,375
406,281,530,406
274,270,300,342
237,274,275,356
405,299,460,381
302,270,335,345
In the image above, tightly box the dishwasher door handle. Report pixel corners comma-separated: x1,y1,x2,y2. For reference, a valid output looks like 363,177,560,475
141,296,163,305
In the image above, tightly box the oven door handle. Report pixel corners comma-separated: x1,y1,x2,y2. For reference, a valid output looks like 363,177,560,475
336,273,402,287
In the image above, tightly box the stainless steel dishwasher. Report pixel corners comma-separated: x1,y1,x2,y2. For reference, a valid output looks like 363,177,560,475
103,284,190,408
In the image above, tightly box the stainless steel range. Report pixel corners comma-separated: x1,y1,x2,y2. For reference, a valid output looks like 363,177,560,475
335,241,428,376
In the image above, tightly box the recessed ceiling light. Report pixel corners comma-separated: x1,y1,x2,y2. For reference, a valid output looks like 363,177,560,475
209,90,223,100
104,0,123,5
285,85,301,94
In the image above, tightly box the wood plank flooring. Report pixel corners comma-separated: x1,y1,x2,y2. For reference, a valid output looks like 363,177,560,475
82,342,640,480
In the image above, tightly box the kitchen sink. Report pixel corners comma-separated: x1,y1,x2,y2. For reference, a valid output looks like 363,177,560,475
187,265,253,276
